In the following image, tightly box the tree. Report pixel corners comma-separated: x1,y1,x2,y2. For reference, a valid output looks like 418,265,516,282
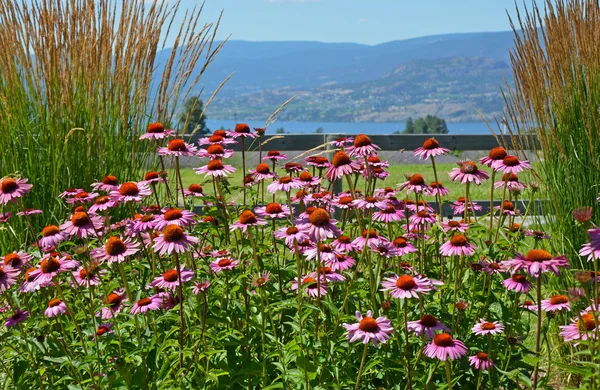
179,96,209,135
275,127,285,134
315,127,323,134
404,118,415,134
402,115,448,134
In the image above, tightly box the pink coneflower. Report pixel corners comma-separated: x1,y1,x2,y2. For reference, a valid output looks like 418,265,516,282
449,160,489,185
428,181,449,197
3,251,33,269
492,155,531,174
305,156,330,169
59,212,103,239
0,212,11,223
329,136,354,148
424,333,467,361
88,195,119,213
398,174,431,195
330,235,357,252
110,182,152,203
524,229,551,240
130,295,162,315
197,144,235,159
374,186,397,198
480,147,508,168
502,249,569,277
157,138,198,157
409,210,436,226
330,195,355,210
198,134,236,146
91,176,120,192
150,268,194,289
494,173,527,191
183,184,205,198
560,312,599,342
0,177,32,205
140,171,168,186
255,203,292,219
502,273,533,293
352,229,386,249
495,201,519,216
440,235,476,257
94,323,114,339
262,150,289,161
192,280,211,295
573,207,593,223
194,159,237,178
4,310,30,327
29,255,79,285
304,244,341,263
228,123,257,139
291,274,328,297
153,225,199,255
154,208,196,230
72,263,104,287
469,353,494,371
230,210,268,233
580,227,600,261
325,151,359,181
326,253,356,271
317,266,345,282
381,274,432,299
45,298,68,318
373,205,405,223
17,208,43,216
267,176,301,194
295,171,321,187
346,134,380,157
91,236,140,264
66,191,98,205
541,295,571,312
98,291,127,319
391,237,417,256
343,310,394,346
0,264,19,291
129,214,157,233
210,257,240,273
407,315,450,339
59,188,85,198
441,220,469,233
472,319,504,336
248,272,270,288
139,122,175,140
352,196,380,210
274,226,310,248
299,208,341,241
522,300,537,311
249,163,278,181
414,138,450,160
20,267,44,292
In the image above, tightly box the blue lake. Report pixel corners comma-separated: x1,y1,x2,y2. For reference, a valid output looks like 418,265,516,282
206,120,494,135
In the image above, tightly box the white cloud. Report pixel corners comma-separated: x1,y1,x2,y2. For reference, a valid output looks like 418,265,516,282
358,18,367,23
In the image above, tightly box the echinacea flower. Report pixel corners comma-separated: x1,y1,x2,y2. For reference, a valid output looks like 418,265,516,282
325,151,359,181
59,188,85,198
249,163,278,181
0,212,11,223
502,249,569,277
346,134,380,157
381,274,432,299
343,310,394,346
502,273,532,293
59,212,103,238
72,263,104,287
273,226,310,247
469,353,494,371
267,176,301,194
495,201,519,216
209,257,240,273
304,244,341,263
197,144,235,159
17,208,43,216
65,191,98,205
157,138,198,157
390,237,417,256
440,235,476,257
541,295,571,312
230,210,267,232
88,195,119,213
130,295,162,315
98,290,127,319
0,264,19,291
560,312,599,342
91,175,120,192
492,155,531,174
580,227,600,261
441,220,469,233
153,225,199,255
398,174,431,195
291,274,328,297
573,207,593,223
295,171,321,187
254,203,292,219
522,300,537,311
413,138,450,160
524,229,551,240
480,147,508,167
94,323,114,339
449,160,489,185
329,136,354,148
326,253,356,271
373,205,405,223
228,123,257,139
0,177,32,205
2,251,33,269
194,160,237,178
304,156,330,169
45,298,68,318
251,272,271,288
150,268,194,289
409,210,436,226
472,319,504,336
330,235,357,252
494,173,527,191
317,266,345,282
28,255,79,285
424,333,467,361
192,280,211,295
299,208,341,241
262,150,288,161
129,214,157,233
110,182,152,203
407,315,450,339
139,122,175,140
198,134,236,146
154,208,196,230
91,236,140,264
4,310,30,327
184,184,205,198
429,181,450,196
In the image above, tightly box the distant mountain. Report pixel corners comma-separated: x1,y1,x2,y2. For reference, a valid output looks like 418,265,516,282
155,30,518,122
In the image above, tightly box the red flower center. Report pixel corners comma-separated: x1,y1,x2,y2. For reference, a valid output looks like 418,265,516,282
309,208,331,227
3,253,20,267
268,150,280,157
255,277,266,285
97,326,109,336
361,229,378,238
578,314,597,331
105,237,126,256
286,226,299,235
502,155,520,166
147,122,165,133
207,144,225,155
95,196,110,205
419,315,438,327
511,274,527,283
137,297,152,307
209,135,223,143
395,275,417,290
163,269,178,282
106,293,122,307
164,208,183,221
489,262,501,270
145,171,159,181
339,196,353,205
71,212,90,227
422,138,440,150
141,214,154,222
74,191,89,199
332,151,351,168
393,237,408,248
299,171,313,181
502,201,514,211
430,181,443,188
265,203,283,214
119,182,140,196
1,178,18,193
450,235,468,246
48,298,62,308
502,173,519,182
353,134,372,147
168,139,187,152
549,295,569,305
275,176,290,184
213,130,227,137
239,210,258,224
525,249,553,262
207,160,224,171
358,316,379,332
368,156,380,163
188,184,203,193
481,322,496,330
235,123,250,133
337,235,351,244
447,221,460,228
42,225,60,237
163,225,185,242
256,163,270,174
476,352,489,360
217,258,232,267
459,161,478,174
417,210,429,218
382,206,396,214
25,267,36,281
409,174,425,186
102,175,119,185
488,147,507,160
433,333,454,347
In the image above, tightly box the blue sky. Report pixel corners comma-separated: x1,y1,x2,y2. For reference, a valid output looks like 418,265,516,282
177,0,544,44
